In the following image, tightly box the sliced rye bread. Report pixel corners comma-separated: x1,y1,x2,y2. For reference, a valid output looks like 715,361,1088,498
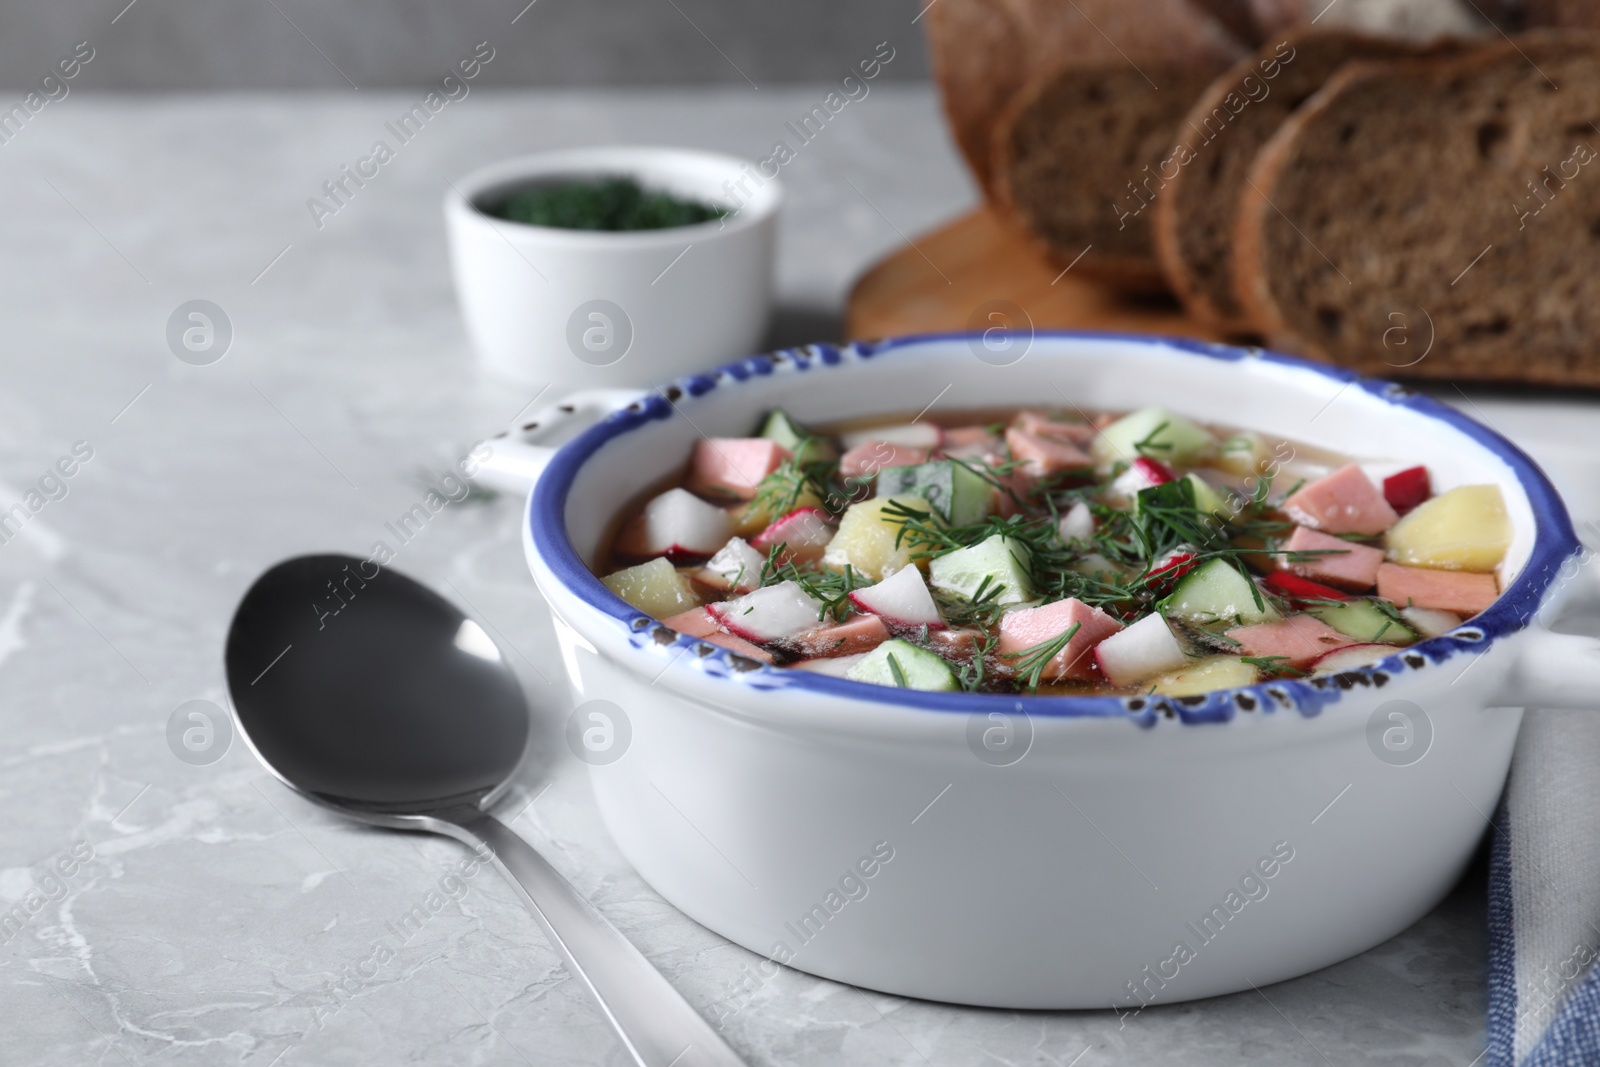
1155,29,1436,330
926,0,1246,284
1232,33,1600,387
983,0,1250,288
1526,0,1600,27
926,0,1247,198
922,0,1032,196
992,62,1239,289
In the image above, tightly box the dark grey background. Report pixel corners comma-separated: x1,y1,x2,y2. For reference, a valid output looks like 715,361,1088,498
3,0,931,89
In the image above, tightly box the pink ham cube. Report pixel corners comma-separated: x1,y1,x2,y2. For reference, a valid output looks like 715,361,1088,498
1010,410,1095,444
997,598,1124,682
792,613,891,658
660,607,774,662
840,440,931,479
941,425,1003,460
1376,563,1499,616
944,425,1000,448
686,438,788,501
1226,615,1355,671
1283,526,1384,591
929,628,983,660
1283,464,1399,536
1004,427,1092,481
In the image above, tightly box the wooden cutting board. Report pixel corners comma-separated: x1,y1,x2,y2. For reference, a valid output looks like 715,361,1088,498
845,207,1229,342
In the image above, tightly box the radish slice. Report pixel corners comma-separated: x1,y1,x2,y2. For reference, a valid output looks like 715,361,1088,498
696,537,766,593
1400,605,1461,638
1104,456,1176,504
708,581,824,643
848,566,945,629
617,488,734,560
1311,643,1394,673
1093,613,1190,688
1145,547,1199,593
1133,456,1177,484
1057,501,1095,543
751,507,835,565
1265,571,1352,605
840,423,942,452
1383,466,1431,514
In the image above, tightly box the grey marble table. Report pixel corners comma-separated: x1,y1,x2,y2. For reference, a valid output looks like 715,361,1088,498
3,86,1597,1067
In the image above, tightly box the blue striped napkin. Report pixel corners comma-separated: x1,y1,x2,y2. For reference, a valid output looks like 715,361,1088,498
1486,429,1600,1067
1489,707,1600,1067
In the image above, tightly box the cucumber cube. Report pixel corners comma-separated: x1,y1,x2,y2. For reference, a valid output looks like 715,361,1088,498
1092,406,1217,468
1215,431,1271,477
1184,473,1232,520
877,460,993,526
1160,558,1278,626
928,534,1034,607
758,408,835,464
846,638,958,691
1310,599,1416,645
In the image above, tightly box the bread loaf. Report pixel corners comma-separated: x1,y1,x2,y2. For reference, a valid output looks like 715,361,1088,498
1154,29,1431,329
1232,33,1600,386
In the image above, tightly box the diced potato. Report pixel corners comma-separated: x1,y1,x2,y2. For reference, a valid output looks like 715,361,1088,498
602,557,700,618
821,495,938,581
1384,484,1510,573
1148,656,1260,697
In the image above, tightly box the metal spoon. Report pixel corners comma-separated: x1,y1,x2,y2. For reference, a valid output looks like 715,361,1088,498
224,554,745,1067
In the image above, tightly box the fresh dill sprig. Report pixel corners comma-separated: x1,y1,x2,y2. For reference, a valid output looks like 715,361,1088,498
758,545,862,621
1241,655,1306,678
747,448,838,519
1001,621,1082,691
1132,421,1173,457
952,629,1001,693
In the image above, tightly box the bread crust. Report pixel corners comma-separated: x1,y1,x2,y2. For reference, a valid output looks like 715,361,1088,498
924,0,1031,196
1233,32,1600,385
1232,54,1435,353
1155,28,1432,331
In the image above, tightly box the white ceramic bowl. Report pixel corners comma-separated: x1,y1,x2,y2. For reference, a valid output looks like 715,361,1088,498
444,147,780,391
505,334,1598,1010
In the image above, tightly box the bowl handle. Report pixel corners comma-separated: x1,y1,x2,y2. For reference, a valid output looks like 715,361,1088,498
473,388,644,495
1500,553,1600,707
1504,628,1600,708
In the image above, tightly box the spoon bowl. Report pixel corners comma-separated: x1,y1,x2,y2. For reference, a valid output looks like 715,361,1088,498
226,554,528,815
224,554,745,1067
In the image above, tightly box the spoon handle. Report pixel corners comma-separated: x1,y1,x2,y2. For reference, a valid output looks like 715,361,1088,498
435,806,748,1067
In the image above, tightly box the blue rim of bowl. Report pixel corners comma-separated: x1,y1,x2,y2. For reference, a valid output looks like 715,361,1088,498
528,332,1580,727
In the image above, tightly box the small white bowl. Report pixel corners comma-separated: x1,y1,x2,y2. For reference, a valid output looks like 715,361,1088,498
444,147,781,391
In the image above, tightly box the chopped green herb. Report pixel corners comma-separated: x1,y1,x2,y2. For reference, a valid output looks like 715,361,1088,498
886,653,909,688
488,177,727,231
1001,621,1082,691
